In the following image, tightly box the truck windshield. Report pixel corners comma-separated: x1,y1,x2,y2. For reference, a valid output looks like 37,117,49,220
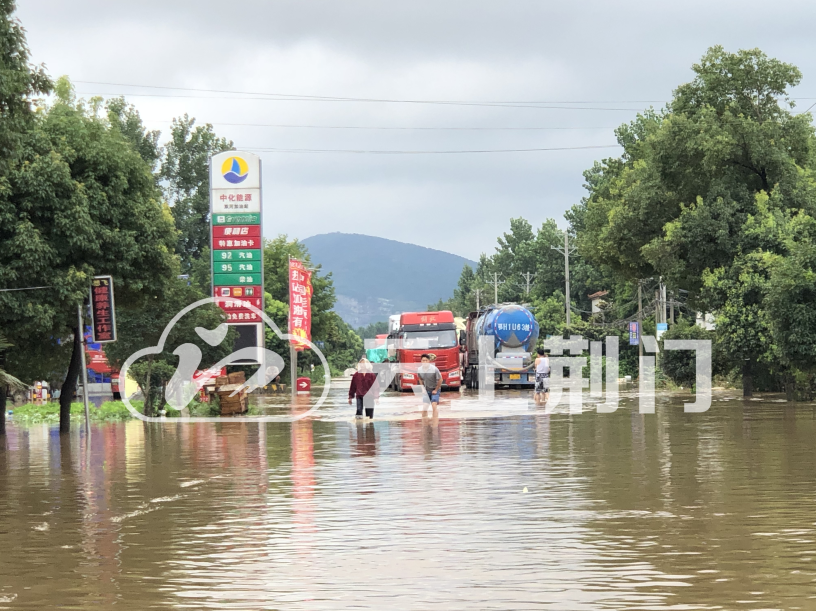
402,330,457,349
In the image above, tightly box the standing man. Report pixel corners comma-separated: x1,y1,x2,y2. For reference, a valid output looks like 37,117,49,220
533,348,550,406
417,353,442,414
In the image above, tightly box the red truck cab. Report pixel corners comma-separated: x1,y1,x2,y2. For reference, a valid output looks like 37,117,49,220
389,310,462,391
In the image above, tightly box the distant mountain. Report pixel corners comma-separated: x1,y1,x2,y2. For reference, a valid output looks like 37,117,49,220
301,233,476,327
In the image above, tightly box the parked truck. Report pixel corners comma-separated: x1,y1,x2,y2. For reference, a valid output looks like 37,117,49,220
387,310,462,391
462,304,539,389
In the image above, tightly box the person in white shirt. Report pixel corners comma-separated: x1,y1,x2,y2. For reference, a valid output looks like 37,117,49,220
417,354,442,415
533,348,550,406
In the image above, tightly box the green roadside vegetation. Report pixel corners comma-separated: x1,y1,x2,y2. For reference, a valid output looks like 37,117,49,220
7,401,144,424
0,3,364,432
433,46,816,400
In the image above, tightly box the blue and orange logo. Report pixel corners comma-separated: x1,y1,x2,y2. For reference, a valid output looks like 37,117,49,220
221,156,249,184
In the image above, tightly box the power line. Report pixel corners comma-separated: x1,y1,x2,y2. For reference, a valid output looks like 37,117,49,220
74,80,667,105
241,144,620,154
145,120,617,131
76,90,646,111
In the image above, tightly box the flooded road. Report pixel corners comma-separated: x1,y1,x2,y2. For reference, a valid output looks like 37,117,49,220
2,386,816,609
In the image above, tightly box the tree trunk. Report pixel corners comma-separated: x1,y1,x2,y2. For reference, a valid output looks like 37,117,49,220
0,382,6,436
0,349,6,435
785,373,796,402
742,360,753,398
142,358,154,417
60,326,83,434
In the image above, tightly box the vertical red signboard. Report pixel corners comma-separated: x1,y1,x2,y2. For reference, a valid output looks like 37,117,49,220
288,259,312,352
89,275,117,343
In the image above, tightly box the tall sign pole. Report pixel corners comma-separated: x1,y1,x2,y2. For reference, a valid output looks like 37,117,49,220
288,257,313,397
289,255,296,398
77,304,91,432
209,152,264,363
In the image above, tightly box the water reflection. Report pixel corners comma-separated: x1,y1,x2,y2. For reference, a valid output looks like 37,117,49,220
0,390,815,609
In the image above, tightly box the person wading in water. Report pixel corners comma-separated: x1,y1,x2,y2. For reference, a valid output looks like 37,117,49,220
533,348,550,406
417,353,442,416
348,358,379,419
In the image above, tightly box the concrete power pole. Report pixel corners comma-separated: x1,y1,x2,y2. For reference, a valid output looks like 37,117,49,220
661,282,667,325
521,271,536,296
551,231,576,328
487,273,504,305
474,288,482,311
638,279,643,359
670,289,675,324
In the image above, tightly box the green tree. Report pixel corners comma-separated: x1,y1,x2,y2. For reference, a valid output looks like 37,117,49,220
160,115,233,271
356,321,389,339
103,274,232,416
0,333,25,434
0,78,178,431
660,318,717,388
0,0,51,433
105,97,162,171
572,46,816,395
761,212,816,398
262,235,360,377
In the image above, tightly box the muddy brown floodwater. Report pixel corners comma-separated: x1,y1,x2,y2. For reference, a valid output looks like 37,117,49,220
1,386,816,610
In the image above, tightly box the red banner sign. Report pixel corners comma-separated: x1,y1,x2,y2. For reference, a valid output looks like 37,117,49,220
89,275,116,343
212,236,261,250
288,259,312,351
212,225,261,239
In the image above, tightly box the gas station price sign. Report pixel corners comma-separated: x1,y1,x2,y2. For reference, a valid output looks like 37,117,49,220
209,152,264,324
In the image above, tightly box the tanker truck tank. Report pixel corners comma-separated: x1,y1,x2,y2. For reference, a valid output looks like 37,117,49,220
463,304,539,388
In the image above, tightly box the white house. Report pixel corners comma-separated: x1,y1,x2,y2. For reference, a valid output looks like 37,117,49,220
588,290,609,313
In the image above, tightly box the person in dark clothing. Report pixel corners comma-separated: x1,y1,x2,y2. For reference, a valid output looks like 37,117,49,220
348,358,379,419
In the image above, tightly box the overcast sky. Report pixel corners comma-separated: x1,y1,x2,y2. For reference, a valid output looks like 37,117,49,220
16,0,816,259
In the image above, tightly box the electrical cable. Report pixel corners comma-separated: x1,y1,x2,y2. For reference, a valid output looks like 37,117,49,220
240,144,620,154
75,90,646,111
74,80,666,106
146,120,617,131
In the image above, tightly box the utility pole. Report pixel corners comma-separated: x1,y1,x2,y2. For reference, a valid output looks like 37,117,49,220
637,279,643,359
487,273,504,305
551,231,576,327
670,289,675,324
661,282,667,325
474,288,482,311
521,271,536,296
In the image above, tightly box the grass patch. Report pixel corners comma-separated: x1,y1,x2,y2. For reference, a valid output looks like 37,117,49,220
8,401,144,424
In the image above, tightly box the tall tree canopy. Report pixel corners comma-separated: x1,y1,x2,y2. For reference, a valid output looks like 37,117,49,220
160,115,233,271
571,46,816,395
0,78,178,430
0,0,51,432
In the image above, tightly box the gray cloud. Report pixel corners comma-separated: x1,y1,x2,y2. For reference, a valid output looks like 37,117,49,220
17,0,816,259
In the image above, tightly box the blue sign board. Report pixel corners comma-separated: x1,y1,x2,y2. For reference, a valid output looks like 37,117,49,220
629,322,639,346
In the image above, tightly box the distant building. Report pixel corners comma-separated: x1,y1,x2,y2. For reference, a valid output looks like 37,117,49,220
587,290,609,314
696,312,716,330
